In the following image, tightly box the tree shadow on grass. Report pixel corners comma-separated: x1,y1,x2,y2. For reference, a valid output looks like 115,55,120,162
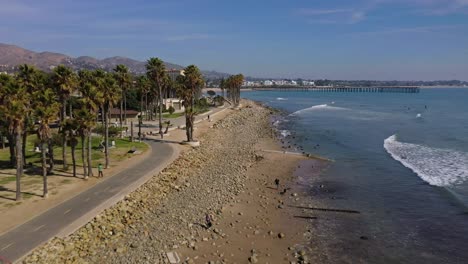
0,186,42,201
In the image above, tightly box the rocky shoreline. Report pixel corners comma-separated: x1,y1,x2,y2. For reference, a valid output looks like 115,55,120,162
23,100,282,263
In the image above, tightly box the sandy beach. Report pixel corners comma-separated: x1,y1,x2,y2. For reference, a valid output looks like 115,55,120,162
22,100,329,264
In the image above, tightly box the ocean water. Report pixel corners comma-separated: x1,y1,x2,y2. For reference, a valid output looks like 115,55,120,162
243,88,468,263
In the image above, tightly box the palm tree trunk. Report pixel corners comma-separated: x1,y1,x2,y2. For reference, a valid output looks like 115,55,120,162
81,134,87,179
124,93,127,125
47,139,54,174
62,102,68,170
87,133,93,177
119,96,123,129
42,141,48,198
185,112,190,142
71,141,77,177
158,89,164,139
8,134,15,167
15,131,23,201
22,130,27,167
105,106,110,169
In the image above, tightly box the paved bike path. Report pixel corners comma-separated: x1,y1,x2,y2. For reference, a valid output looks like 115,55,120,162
0,140,177,263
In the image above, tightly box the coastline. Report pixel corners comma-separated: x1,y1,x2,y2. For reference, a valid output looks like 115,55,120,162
22,100,330,263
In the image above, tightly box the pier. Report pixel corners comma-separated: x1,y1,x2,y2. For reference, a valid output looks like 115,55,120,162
251,86,420,93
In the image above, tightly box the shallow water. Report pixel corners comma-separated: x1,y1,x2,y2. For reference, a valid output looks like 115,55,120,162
243,88,468,263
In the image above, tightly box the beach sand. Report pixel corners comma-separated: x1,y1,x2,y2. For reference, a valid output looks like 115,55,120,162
178,137,329,263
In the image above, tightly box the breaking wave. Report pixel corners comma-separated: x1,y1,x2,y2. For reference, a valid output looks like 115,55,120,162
290,104,347,116
384,135,468,187
276,97,288,101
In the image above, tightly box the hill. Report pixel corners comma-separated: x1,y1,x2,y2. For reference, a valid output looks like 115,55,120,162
0,43,229,78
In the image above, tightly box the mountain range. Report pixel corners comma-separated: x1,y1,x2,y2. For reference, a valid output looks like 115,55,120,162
0,43,230,79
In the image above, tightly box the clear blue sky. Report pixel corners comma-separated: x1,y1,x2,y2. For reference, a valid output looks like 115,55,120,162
1,0,467,80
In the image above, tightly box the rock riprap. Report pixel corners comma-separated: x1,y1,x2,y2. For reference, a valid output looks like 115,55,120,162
23,100,273,264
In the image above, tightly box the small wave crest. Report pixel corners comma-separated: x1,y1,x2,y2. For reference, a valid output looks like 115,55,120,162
276,97,288,101
384,135,468,187
290,104,347,116
280,130,291,138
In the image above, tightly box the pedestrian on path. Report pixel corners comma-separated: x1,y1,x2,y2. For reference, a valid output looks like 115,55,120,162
98,163,104,178
208,114,211,122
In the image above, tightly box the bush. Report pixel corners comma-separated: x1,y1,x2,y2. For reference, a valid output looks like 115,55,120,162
94,125,124,138
168,106,175,115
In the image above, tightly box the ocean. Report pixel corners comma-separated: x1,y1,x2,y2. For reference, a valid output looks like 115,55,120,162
242,88,468,263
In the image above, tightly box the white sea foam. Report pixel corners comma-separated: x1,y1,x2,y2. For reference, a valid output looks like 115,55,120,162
384,135,468,187
416,113,422,118
276,97,288,101
290,104,347,116
280,130,291,137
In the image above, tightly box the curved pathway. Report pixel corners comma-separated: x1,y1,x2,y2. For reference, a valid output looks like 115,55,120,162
0,140,178,263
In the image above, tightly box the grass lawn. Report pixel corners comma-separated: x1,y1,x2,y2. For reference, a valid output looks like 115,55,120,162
0,135,149,171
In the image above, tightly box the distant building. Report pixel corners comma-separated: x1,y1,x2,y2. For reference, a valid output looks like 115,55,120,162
163,98,184,112
290,80,298,86
263,80,273,86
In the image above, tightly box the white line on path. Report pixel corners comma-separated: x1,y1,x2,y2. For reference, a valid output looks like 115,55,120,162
1,242,13,251
85,197,91,202
33,224,46,232
63,209,72,215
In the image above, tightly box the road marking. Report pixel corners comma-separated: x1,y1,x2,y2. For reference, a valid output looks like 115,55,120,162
33,224,46,232
85,197,91,202
1,242,13,251
64,209,72,215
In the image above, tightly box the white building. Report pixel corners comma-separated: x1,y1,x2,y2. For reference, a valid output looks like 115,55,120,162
263,80,273,86
290,80,298,86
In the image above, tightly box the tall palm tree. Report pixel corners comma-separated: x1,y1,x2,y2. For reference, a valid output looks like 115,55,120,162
33,88,60,197
0,76,29,200
78,70,103,177
62,119,79,177
113,64,132,128
0,74,16,167
16,64,41,167
51,65,77,170
176,65,204,142
146,58,167,139
96,71,121,169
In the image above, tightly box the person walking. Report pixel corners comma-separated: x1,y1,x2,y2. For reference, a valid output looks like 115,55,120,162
205,213,214,229
275,178,280,190
98,163,104,178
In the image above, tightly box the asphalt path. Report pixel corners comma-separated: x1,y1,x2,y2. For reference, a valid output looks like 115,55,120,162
0,140,175,263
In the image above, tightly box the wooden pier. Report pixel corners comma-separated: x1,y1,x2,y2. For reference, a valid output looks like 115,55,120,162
251,86,420,93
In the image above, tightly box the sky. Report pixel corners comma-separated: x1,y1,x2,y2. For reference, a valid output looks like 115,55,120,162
1,0,467,80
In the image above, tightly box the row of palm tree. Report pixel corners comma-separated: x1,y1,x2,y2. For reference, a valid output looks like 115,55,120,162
0,58,206,201
224,74,244,106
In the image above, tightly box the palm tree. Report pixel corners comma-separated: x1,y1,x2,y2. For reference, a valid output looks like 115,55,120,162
0,74,16,167
176,65,204,142
62,119,79,177
16,64,41,167
113,64,132,128
95,71,121,169
51,65,77,170
33,88,60,197
146,58,167,139
78,70,103,177
0,75,29,200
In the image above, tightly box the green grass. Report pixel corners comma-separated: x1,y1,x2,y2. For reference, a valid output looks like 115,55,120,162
0,176,16,185
0,135,149,172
